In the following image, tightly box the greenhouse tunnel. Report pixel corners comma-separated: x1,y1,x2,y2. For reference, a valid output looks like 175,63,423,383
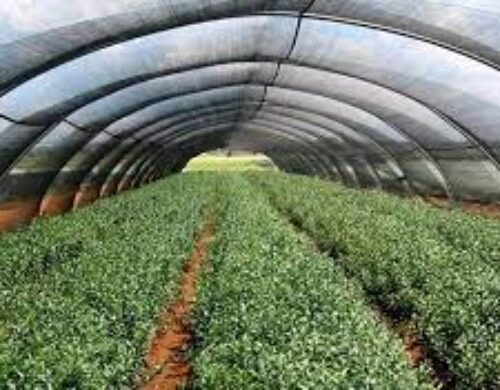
2,0,500,230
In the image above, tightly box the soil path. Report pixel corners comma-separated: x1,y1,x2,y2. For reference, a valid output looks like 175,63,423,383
372,307,454,388
140,220,214,390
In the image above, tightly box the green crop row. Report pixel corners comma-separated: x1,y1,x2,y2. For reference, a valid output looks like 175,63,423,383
191,174,431,389
250,172,500,388
0,174,215,388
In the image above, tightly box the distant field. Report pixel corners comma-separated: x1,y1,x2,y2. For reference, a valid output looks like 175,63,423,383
183,154,276,172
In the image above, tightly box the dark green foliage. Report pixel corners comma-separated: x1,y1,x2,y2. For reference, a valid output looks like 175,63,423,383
251,172,500,388
0,174,214,388
191,174,431,389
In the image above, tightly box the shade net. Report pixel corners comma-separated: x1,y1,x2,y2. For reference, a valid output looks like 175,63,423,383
2,0,500,228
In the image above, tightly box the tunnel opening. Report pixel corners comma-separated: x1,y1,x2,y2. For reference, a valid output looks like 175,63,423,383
182,149,278,172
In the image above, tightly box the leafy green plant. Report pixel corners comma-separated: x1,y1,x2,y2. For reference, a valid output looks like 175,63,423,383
0,173,215,388
250,172,500,388
191,174,430,389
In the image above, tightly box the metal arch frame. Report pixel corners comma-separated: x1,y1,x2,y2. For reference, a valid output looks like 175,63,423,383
163,122,330,178
0,11,498,193
37,91,413,206
3,3,500,96
258,102,402,179
117,119,374,188
144,113,338,173
255,107,384,187
132,153,167,188
0,92,382,201
74,133,190,206
278,154,313,177
132,151,172,188
78,138,141,188
261,9,439,193
71,63,279,131
253,109,382,184
122,140,176,191
116,134,220,195
260,103,392,188
264,84,459,199
0,58,474,200
139,121,317,181
108,131,230,196
37,75,451,194
99,144,163,198
84,77,451,194
4,78,499,203
271,71,473,200
65,104,331,208
0,80,265,187
117,145,168,194
107,147,162,196
266,129,349,181
93,124,234,201
139,96,399,189
37,88,448,212
246,118,364,185
159,116,357,182
247,117,354,180
303,12,500,73
1,12,498,176
58,99,405,207
250,8,369,187
71,104,257,190
140,153,168,182
117,146,165,193
274,152,323,179
24,93,446,219
99,85,267,138
126,148,173,192
112,97,400,168
0,55,476,196
286,60,500,175
99,121,240,197
179,128,333,179
109,119,335,194
267,150,316,177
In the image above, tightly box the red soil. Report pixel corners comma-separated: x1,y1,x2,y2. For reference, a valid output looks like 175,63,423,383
140,221,214,390
0,198,40,231
402,332,426,366
425,195,500,219
39,190,77,216
385,317,454,388
73,185,101,209
0,184,106,232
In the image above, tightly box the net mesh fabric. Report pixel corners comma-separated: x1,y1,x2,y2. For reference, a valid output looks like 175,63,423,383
1,0,500,213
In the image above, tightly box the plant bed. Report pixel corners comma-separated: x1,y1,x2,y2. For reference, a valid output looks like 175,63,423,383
250,172,500,389
0,174,217,388
190,174,432,389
